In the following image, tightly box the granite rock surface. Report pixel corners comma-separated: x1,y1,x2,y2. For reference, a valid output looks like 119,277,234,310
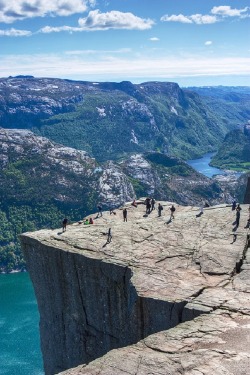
21,201,250,375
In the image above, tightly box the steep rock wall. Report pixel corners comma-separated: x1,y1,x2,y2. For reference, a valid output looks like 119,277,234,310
21,202,250,375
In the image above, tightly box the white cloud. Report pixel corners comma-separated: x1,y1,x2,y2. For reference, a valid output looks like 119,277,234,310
205,41,212,46
211,6,249,17
0,28,32,36
149,37,159,41
161,6,250,25
161,13,217,24
0,0,91,23
189,14,217,24
78,9,154,30
39,26,81,33
161,14,192,24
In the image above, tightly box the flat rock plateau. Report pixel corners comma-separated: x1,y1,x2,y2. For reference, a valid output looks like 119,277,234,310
21,200,250,375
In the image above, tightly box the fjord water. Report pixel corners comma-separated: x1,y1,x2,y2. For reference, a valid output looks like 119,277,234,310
187,152,224,178
0,272,44,375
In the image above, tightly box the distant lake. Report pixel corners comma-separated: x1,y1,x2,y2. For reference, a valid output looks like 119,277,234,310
0,272,44,375
187,152,225,178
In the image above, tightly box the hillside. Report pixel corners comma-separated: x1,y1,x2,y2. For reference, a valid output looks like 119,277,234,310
211,127,250,170
0,77,239,161
0,128,232,272
186,86,250,128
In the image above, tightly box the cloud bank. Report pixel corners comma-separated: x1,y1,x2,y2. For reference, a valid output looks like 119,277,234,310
161,5,249,24
0,0,91,23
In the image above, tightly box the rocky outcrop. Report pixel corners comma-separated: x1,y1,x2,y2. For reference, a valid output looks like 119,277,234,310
21,201,250,374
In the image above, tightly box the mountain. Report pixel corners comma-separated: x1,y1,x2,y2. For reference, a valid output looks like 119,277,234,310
0,128,231,272
0,76,239,161
210,125,250,171
186,86,250,128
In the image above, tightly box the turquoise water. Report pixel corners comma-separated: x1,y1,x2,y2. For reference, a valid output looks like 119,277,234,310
187,152,225,178
0,273,44,375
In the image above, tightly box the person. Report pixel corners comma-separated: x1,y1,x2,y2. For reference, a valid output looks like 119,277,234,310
158,203,163,217
235,204,242,227
196,204,203,218
123,208,128,222
97,204,103,217
107,228,112,243
151,198,155,211
132,199,137,207
89,217,94,224
232,199,237,211
62,218,68,232
145,197,151,214
170,204,176,219
84,218,89,225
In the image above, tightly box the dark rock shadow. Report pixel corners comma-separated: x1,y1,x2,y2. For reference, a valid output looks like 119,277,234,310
196,212,203,218
230,234,237,244
165,218,172,225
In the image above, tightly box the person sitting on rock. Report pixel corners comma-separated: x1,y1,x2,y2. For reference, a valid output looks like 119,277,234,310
84,218,89,225
89,217,94,224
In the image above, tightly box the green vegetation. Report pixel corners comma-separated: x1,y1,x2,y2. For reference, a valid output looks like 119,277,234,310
211,129,250,170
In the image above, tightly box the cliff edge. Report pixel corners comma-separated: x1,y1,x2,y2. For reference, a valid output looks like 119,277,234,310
20,201,250,375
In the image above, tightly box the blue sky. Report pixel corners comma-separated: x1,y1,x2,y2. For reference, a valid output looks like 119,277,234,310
0,0,249,86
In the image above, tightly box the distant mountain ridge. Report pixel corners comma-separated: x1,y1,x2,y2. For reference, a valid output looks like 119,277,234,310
1,76,246,161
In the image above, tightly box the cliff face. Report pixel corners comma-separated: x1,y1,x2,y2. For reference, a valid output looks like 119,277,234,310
21,201,250,375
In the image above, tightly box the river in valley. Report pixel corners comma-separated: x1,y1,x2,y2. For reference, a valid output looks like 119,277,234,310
186,152,225,178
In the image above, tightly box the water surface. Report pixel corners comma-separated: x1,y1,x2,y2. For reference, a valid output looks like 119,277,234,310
0,272,43,375
187,152,225,178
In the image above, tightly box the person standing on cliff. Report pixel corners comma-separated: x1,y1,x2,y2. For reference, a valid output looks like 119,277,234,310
62,218,68,232
235,204,242,228
97,204,102,217
123,208,128,222
158,203,163,217
107,228,112,243
170,205,176,219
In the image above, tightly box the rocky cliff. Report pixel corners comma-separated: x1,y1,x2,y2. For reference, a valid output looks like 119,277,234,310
21,201,250,375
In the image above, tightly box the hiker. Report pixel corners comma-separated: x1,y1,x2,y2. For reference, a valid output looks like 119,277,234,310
235,204,242,227
89,217,94,224
158,203,163,217
107,228,112,243
232,199,237,211
196,204,204,218
145,197,151,214
84,218,89,225
132,199,137,207
170,204,176,219
123,208,128,222
97,204,102,217
62,218,68,232
151,198,155,211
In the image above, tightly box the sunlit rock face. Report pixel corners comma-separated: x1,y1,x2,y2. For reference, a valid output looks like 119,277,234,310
21,201,250,375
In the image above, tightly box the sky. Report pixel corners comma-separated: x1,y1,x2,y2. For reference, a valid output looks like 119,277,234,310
0,0,249,86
